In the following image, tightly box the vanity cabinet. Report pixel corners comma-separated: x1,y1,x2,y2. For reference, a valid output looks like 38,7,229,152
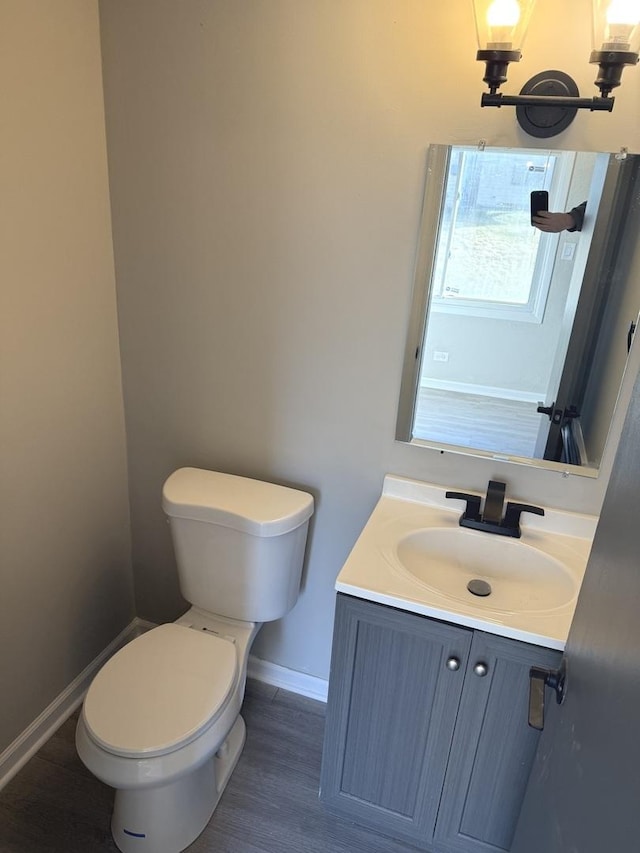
320,594,561,853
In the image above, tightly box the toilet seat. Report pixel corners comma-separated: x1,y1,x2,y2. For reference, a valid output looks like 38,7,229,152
82,624,237,759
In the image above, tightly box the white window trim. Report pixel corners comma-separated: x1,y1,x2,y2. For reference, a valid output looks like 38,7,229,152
431,231,559,324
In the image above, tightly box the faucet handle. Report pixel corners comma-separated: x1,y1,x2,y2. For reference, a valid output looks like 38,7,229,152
503,501,545,537
445,491,482,521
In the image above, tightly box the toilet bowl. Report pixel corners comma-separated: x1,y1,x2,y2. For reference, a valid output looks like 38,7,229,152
77,612,258,853
76,469,313,853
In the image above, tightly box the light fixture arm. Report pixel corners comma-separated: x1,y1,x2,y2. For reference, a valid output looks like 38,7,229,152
481,92,615,111
478,48,638,109
476,54,633,137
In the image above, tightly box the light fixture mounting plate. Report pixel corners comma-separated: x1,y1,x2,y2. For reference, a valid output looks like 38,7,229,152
516,70,580,138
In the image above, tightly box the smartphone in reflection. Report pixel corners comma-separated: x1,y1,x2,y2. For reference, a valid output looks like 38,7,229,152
530,190,549,225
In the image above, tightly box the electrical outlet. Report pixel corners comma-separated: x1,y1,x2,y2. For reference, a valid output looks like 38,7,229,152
433,351,449,362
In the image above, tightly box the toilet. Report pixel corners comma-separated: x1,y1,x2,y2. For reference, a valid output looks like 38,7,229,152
76,467,313,853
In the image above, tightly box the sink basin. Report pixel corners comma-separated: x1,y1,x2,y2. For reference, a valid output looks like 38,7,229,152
335,475,597,648
395,527,577,613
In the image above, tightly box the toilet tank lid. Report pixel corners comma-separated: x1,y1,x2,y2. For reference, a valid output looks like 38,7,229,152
162,468,314,536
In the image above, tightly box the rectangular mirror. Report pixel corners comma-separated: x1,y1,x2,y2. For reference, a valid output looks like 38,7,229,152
397,145,640,477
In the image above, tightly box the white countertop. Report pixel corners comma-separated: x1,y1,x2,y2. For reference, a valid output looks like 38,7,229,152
335,475,598,650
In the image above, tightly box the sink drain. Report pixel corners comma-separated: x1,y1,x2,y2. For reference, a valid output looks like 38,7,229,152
467,579,492,597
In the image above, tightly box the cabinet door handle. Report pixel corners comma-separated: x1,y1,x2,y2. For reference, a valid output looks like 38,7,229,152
473,661,488,677
528,662,566,730
446,656,461,671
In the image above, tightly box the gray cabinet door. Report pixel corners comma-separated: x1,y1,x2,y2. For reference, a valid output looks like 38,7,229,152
320,594,472,848
434,631,561,853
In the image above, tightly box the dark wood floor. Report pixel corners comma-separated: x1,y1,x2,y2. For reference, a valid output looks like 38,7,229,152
0,680,418,853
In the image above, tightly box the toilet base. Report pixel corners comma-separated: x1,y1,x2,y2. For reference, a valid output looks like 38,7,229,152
110,715,246,853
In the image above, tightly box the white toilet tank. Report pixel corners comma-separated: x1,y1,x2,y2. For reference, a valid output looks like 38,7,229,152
162,468,314,622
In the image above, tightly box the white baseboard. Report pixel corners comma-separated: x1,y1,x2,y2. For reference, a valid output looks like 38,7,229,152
421,377,542,404
247,656,328,703
0,619,328,792
0,617,144,792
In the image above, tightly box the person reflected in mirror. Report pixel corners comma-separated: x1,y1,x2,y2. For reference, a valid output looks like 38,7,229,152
532,201,586,233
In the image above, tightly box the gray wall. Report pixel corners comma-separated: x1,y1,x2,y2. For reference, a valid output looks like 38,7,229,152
98,0,640,680
422,283,573,398
0,1,133,753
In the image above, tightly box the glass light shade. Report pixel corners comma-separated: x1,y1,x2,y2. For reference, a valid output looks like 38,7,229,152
473,0,537,51
593,0,640,53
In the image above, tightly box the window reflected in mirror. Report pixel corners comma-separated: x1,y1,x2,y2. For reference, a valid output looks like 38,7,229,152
431,148,574,322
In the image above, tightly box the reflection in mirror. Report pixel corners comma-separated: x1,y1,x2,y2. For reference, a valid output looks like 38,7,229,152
397,145,640,477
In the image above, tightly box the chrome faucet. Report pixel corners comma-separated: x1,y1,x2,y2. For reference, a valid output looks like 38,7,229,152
445,480,544,538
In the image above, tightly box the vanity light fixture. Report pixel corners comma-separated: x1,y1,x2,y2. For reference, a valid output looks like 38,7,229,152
473,0,640,137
